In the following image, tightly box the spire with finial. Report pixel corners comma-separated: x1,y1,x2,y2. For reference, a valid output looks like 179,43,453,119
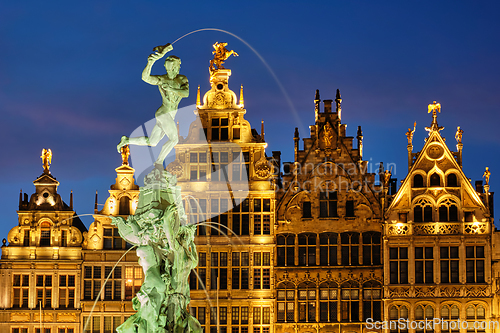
70,190,73,210
294,127,300,163
357,125,363,160
196,85,201,107
239,84,244,108
94,190,98,213
335,89,342,120
261,119,265,141
425,101,444,133
314,89,320,121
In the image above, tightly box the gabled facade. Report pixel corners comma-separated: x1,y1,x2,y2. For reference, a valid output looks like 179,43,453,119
274,90,385,333
169,67,276,333
384,103,495,332
0,160,87,333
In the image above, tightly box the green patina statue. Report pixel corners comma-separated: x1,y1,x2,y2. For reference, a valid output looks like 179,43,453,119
117,43,189,168
112,44,201,333
112,169,202,333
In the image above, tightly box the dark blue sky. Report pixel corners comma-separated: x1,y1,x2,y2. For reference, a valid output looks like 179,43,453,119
1,1,500,239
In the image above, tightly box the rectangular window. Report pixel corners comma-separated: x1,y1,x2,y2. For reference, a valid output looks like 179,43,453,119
103,227,124,249
466,246,485,283
36,275,52,308
13,274,29,308
415,247,434,284
210,252,228,290
389,247,408,284
125,266,143,300
23,230,30,246
232,199,249,236
59,275,76,308
440,246,459,283
40,229,51,246
302,201,312,218
319,191,338,217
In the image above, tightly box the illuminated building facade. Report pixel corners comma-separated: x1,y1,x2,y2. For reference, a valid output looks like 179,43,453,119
170,68,276,333
274,90,385,333
0,70,498,333
383,104,496,333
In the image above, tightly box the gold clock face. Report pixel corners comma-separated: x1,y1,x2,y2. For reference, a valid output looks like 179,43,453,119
427,145,444,159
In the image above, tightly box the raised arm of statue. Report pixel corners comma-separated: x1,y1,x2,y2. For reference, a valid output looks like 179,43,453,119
142,43,173,85
111,216,142,245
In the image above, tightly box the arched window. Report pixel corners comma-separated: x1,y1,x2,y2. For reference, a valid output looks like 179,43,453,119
298,233,316,266
119,196,130,215
298,281,316,322
320,233,338,266
413,198,433,222
438,198,459,222
447,174,458,187
466,304,486,333
414,174,424,188
389,305,408,333
441,304,460,333
362,281,381,321
430,173,441,187
277,282,295,322
362,232,381,265
340,281,359,322
319,281,338,322
415,305,434,333
277,234,295,266
341,232,360,266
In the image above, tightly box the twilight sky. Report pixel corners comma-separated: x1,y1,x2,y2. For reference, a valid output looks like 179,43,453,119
1,1,500,239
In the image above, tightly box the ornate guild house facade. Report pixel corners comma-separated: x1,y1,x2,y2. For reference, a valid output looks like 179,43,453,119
1,54,499,333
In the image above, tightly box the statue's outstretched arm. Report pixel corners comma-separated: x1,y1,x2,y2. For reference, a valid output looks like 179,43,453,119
111,216,141,245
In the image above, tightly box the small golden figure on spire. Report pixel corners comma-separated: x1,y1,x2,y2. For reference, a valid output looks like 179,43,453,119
455,126,463,143
425,101,444,133
121,145,130,166
209,42,239,74
40,148,52,174
406,121,416,145
483,167,491,186
383,169,392,189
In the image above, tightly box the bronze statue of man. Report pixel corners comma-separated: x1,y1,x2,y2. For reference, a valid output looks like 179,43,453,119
117,43,189,167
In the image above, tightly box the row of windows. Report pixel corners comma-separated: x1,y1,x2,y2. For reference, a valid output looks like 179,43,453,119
303,191,355,218
389,303,486,333
190,252,271,290
390,246,485,284
410,197,460,222
277,232,381,266
13,274,75,309
190,306,270,333
277,280,381,323
83,266,142,301
83,316,126,333
12,329,74,333
185,198,272,236
189,151,250,181
23,229,67,247
413,173,459,188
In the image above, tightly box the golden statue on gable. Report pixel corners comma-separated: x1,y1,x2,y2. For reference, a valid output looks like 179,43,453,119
41,148,52,174
209,42,239,73
121,145,130,166
322,122,335,149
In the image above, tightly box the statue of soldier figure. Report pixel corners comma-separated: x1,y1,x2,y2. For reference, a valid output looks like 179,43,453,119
117,43,189,168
